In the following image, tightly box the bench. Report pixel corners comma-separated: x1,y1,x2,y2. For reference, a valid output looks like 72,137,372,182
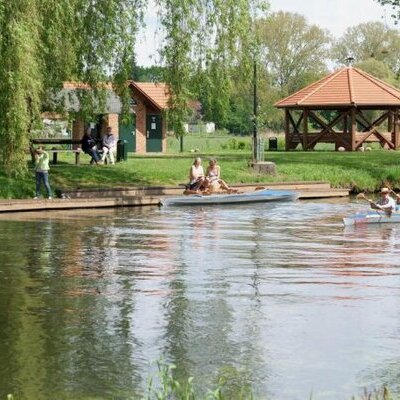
47,148,82,165
31,138,82,165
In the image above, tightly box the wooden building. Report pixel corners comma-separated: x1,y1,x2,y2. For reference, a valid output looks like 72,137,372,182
275,67,400,151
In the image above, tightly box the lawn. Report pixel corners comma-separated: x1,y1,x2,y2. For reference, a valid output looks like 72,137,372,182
2,147,400,199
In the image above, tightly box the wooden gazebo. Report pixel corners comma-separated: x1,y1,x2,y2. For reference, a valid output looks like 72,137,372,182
275,67,400,151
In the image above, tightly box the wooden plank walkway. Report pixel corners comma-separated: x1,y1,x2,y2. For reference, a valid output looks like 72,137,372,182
0,182,349,213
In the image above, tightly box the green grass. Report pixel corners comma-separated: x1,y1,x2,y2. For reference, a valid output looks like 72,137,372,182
2,146,400,199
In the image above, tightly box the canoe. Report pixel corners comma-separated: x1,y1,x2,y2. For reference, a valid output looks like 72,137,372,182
343,210,400,226
161,189,299,206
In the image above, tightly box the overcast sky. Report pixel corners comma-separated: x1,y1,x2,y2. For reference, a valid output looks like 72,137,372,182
135,0,396,66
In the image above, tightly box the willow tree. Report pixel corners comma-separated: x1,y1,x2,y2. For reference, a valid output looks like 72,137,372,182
0,0,143,176
156,0,268,136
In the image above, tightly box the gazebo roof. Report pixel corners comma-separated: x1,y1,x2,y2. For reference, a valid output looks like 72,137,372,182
275,67,400,108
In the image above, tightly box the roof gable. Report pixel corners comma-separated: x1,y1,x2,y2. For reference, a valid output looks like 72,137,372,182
128,82,169,110
275,67,400,108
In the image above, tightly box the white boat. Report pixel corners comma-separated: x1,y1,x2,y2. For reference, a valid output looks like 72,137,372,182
161,189,299,206
343,210,400,226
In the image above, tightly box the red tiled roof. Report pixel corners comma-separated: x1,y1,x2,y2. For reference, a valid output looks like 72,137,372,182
275,67,400,108
129,81,169,110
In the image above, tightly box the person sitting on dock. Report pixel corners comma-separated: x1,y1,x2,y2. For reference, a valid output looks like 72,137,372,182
185,157,208,194
371,187,396,212
206,158,237,193
81,128,101,165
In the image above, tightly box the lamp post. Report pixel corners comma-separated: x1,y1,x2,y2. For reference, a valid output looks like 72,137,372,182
252,58,258,162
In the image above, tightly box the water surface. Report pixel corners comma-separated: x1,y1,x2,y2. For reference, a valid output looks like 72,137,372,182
1,200,400,399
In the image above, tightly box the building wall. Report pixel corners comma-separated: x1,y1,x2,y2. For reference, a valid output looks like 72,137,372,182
135,99,147,154
131,89,167,154
162,115,167,152
105,114,119,139
72,120,85,150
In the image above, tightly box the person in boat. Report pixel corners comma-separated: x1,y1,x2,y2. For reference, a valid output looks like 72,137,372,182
205,158,236,193
186,157,208,193
371,187,396,212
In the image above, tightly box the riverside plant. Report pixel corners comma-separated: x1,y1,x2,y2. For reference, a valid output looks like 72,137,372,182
2,383,395,400
141,362,394,400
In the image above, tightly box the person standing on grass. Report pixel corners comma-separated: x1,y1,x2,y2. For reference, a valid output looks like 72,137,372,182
101,126,117,165
34,146,52,199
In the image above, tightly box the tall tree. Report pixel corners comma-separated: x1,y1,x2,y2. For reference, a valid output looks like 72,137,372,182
156,0,268,136
331,21,400,77
0,0,144,176
255,12,331,95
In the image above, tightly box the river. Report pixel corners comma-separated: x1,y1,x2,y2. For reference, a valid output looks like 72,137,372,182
0,199,400,399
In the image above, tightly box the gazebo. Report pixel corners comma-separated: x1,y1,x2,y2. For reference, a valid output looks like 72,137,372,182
275,67,400,151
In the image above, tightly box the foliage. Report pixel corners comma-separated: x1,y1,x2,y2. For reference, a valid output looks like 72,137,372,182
376,0,400,21
133,66,166,82
331,21,400,78
0,0,144,176
255,12,331,92
156,0,269,137
355,58,398,86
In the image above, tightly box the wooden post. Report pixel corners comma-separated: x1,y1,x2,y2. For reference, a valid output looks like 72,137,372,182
394,108,400,149
302,108,308,150
351,107,357,151
388,109,393,133
285,109,290,151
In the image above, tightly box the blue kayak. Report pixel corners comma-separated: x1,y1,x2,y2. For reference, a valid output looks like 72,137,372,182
161,189,299,206
343,210,400,226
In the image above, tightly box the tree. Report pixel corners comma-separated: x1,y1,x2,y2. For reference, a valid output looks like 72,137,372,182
255,12,331,94
156,0,269,137
331,21,400,77
0,0,144,176
355,58,398,86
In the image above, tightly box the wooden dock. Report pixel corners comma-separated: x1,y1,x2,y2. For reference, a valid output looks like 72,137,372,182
0,182,349,213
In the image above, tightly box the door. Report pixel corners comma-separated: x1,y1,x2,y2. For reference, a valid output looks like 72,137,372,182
146,114,162,152
119,116,136,152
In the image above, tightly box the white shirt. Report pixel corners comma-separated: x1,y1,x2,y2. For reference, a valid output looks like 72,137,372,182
189,165,204,184
376,195,396,210
103,133,116,150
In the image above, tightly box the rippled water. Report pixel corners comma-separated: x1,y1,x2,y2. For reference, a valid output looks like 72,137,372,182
1,199,400,399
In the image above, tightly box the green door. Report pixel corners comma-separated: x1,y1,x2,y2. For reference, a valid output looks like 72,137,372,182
119,117,136,152
146,114,162,152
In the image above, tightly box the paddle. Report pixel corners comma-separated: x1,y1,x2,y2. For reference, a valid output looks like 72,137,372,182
356,193,392,217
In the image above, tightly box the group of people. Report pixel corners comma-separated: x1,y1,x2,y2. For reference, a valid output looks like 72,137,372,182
186,157,237,194
81,126,117,165
370,187,400,212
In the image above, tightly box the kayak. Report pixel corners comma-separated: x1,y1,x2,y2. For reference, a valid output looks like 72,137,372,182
343,210,400,226
161,189,299,206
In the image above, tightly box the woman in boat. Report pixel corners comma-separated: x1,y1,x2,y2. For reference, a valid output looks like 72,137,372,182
205,158,236,193
186,157,208,193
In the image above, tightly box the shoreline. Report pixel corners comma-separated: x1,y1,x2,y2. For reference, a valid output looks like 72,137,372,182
0,182,349,214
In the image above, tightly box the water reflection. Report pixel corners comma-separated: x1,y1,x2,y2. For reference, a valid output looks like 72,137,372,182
0,202,400,399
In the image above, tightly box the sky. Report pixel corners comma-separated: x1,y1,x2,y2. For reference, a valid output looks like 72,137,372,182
135,0,396,66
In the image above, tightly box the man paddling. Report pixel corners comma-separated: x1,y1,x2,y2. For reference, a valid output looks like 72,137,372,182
371,187,396,212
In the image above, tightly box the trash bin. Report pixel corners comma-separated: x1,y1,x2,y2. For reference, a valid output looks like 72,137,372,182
269,137,278,151
117,139,128,162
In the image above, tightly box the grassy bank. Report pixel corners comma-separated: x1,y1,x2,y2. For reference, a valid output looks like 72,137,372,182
1,149,400,199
